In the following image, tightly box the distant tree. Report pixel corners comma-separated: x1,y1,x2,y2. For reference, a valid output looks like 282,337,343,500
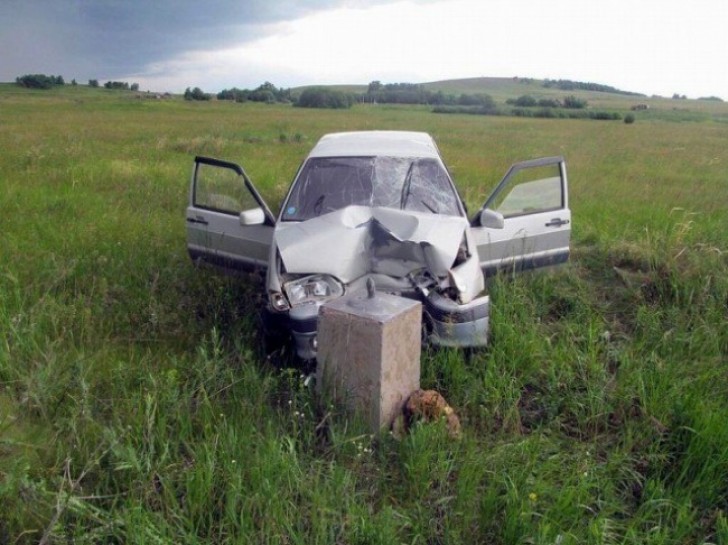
249,82,290,103
367,80,383,93
88,79,99,88
71,79,77,86
217,87,249,102
672,93,687,100
130,83,139,91
104,81,130,90
184,87,210,101
55,75,65,85
248,89,276,103
295,87,353,109
698,96,723,102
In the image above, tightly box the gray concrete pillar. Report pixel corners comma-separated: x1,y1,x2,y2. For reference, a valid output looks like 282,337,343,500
317,289,421,432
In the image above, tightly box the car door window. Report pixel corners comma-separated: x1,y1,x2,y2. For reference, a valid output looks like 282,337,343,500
487,164,563,218
194,162,260,215
187,157,275,272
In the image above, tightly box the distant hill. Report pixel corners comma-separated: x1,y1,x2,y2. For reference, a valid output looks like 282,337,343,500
421,77,644,98
290,77,728,121
292,77,646,101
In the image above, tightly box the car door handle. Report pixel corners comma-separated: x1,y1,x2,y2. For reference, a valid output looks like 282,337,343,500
186,217,209,225
545,218,570,227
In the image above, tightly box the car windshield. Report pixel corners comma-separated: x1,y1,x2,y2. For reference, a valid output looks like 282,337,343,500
281,156,462,221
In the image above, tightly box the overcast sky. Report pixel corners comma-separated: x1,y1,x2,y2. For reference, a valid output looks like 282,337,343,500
2,0,726,98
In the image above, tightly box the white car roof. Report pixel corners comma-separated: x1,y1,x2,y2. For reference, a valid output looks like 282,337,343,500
307,131,441,159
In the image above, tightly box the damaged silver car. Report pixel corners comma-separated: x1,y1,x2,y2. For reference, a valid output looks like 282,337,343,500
186,131,571,360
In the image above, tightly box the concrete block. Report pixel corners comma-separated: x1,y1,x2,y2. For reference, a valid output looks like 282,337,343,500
317,290,421,432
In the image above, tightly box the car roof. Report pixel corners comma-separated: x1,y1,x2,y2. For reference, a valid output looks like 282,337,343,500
307,131,441,159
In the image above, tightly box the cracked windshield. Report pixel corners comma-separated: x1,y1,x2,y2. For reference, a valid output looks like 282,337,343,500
282,156,461,221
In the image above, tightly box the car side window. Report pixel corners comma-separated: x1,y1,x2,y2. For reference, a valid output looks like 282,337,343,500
194,163,258,215
489,164,562,218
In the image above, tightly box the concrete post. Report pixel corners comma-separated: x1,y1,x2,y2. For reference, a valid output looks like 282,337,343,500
317,288,421,432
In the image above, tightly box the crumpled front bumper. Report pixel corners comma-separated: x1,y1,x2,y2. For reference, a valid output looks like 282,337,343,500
265,290,489,362
422,292,490,348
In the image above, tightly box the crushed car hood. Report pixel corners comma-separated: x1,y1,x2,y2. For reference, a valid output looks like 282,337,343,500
275,206,482,300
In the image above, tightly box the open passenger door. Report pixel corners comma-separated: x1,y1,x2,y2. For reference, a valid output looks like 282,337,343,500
470,156,570,277
186,156,275,272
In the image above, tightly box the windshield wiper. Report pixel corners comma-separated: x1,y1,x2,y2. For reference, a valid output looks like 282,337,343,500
419,198,437,213
313,194,325,216
399,161,416,210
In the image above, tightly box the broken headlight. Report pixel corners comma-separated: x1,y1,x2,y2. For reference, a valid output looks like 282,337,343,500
283,274,344,307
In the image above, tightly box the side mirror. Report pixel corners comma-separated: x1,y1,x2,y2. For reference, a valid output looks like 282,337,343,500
479,208,504,229
240,207,265,226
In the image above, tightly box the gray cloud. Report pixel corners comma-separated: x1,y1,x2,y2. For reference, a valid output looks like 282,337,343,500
0,0,405,81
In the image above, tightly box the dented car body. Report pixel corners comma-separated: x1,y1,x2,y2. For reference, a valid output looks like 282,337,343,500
186,131,570,360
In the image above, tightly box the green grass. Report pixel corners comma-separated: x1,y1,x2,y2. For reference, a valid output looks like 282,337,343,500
1,84,727,544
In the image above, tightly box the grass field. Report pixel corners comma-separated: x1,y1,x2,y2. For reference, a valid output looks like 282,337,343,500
1,83,727,544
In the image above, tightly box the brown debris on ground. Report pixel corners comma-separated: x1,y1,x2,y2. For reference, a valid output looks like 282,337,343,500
401,389,462,439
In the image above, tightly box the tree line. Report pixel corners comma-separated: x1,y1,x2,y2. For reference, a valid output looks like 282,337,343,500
204,80,500,110
14,73,652,120
542,79,645,97
210,82,292,103
15,74,66,89
15,74,140,91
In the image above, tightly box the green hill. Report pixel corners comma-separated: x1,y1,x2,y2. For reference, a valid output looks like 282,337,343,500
292,76,728,120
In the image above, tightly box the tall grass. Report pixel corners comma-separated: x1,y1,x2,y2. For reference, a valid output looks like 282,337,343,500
1,86,726,543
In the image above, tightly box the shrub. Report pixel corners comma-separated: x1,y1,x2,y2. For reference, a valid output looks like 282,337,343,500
562,95,588,109
624,113,636,124
431,105,505,116
590,111,621,120
507,95,538,107
88,79,99,88
535,108,557,118
457,93,495,109
538,98,561,108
